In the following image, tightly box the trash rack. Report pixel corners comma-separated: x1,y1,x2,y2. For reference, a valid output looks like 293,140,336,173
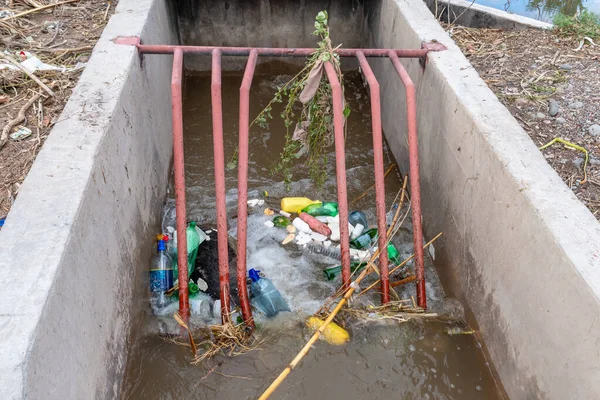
115,37,445,329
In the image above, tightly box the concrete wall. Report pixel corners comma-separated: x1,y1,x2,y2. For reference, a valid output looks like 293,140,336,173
424,0,552,30
368,0,600,398
0,0,177,398
175,0,369,71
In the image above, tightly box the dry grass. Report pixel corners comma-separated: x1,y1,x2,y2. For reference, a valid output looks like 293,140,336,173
169,311,263,364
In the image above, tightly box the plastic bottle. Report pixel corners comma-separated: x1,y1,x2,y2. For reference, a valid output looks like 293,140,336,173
350,227,378,249
186,222,204,273
306,242,370,262
248,268,290,317
323,261,367,281
387,243,401,265
169,222,206,279
281,197,321,213
292,217,313,234
190,291,214,320
306,316,349,345
349,211,368,229
149,239,174,311
350,223,365,240
273,216,291,228
301,202,339,217
299,212,332,236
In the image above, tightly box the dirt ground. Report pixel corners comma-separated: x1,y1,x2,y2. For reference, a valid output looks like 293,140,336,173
0,0,117,217
448,24,600,219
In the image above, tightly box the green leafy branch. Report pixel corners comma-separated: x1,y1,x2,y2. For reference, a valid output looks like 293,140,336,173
248,11,351,190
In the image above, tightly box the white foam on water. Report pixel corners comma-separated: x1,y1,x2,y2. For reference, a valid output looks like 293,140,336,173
229,212,339,316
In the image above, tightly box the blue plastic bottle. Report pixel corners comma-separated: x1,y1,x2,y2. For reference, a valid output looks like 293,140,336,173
149,239,174,311
248,269,290,317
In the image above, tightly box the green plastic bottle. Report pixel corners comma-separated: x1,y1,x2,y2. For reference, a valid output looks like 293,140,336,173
323,262,367,281
301,202,339,217
387,243,401,265
273,216,291,228
349,228,378,249
172,222,205,279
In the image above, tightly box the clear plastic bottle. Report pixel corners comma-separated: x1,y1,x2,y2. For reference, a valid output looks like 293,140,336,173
349,211,368,229
190,292,214,320
149,239,174,312
248,269,290,317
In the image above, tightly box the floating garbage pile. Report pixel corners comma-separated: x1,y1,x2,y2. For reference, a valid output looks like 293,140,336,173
147,194,416,328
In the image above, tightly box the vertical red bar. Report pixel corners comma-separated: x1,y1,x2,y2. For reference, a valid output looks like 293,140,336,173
171,48,190,319
356,52,390,304
236,49,258,329
388,52,426,309
211,49,232,322
324,62,351,289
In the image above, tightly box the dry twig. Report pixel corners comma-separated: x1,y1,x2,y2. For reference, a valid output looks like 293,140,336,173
2,0,80,21
0,91,42,150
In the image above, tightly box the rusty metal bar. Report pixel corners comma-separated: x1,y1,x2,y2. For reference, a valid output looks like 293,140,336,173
356,52,390,304
171,48,190,319
236,49,258,330
323,62,351,288
135,44,429,58
388,51,427,309
211,49,232,321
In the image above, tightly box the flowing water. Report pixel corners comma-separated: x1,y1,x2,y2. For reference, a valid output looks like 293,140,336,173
122,64,505,399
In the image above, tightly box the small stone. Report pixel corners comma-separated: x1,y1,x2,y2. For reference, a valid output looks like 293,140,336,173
568,101,584,109
515,97,528,106
548,99,559,116
588,124,600,137
543,120,551,125
573,157,585,168
590,157,600,166
536,112,546,119
559,63,572,71
556,117,566,124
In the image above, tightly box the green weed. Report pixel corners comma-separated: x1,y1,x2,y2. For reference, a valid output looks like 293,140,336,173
553,10,600,39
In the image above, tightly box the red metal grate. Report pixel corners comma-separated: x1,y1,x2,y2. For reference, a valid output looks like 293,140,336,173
115,37,444,327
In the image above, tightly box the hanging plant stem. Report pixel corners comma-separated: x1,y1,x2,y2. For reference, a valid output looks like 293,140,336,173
248,10,350,190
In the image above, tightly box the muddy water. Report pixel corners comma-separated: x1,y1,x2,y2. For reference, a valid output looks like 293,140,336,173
122,65,504,399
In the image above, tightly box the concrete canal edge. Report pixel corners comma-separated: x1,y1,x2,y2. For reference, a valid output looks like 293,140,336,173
0,0,176,398
424,0,553,30
0,0,599,398
368,0,600,398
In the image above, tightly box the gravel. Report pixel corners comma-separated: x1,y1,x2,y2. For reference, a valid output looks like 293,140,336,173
548,99,560,116
568,101,584,109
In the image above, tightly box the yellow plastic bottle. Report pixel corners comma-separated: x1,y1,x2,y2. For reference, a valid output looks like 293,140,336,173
280,197,321,213
306,316,350,345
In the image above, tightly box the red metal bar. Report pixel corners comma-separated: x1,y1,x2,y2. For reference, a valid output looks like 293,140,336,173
388,51,427,309
236,49,258,330
171,48,190,319
324,62,351,289
211,49,232,321
356,52,390,304
135,44,429,59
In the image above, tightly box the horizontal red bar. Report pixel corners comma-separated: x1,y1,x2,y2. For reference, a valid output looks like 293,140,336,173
135,44,429,58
